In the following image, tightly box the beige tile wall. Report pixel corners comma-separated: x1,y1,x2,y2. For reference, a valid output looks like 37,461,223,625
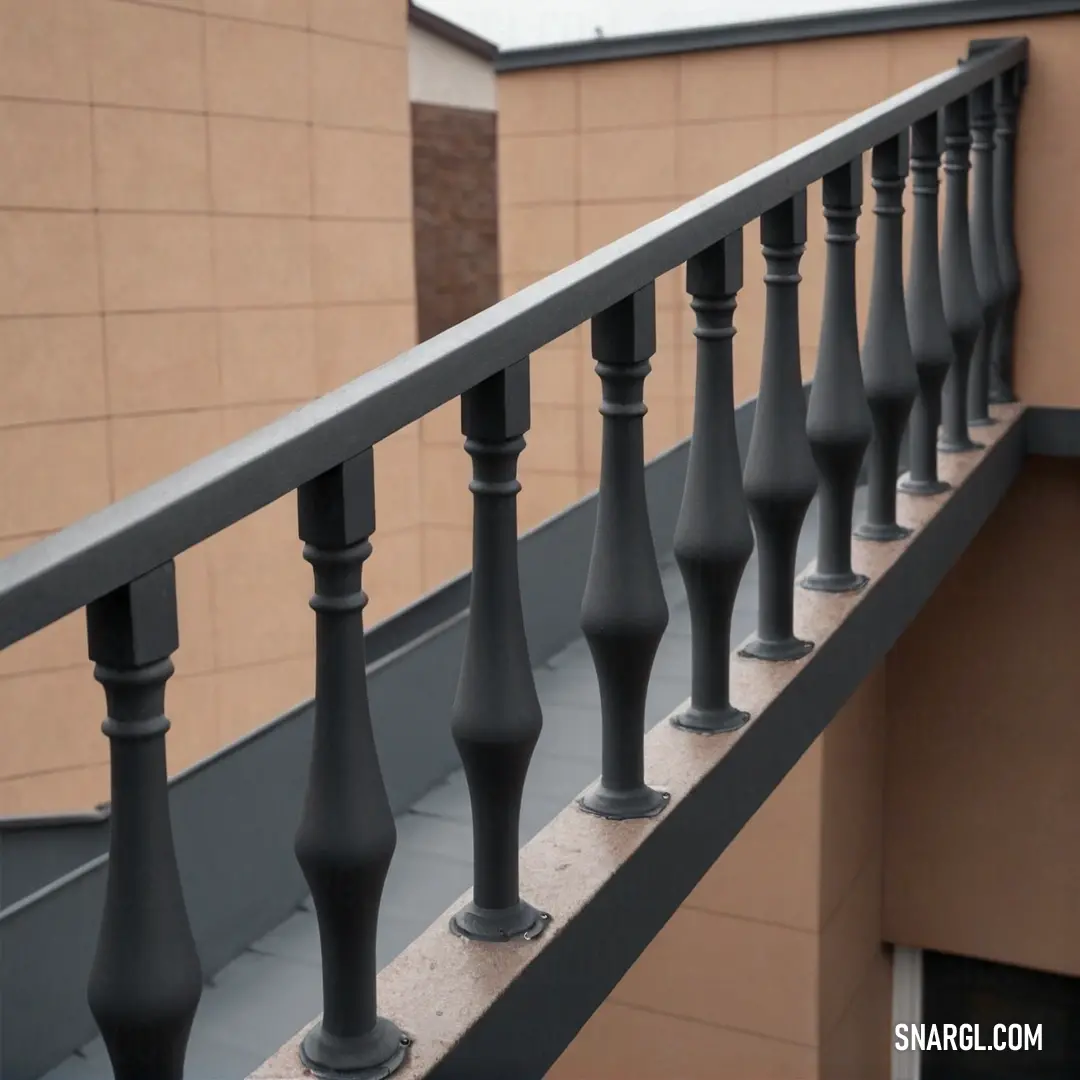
0,0,418,814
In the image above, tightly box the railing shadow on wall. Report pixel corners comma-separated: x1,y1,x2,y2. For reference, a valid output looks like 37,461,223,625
0,36,1029,1080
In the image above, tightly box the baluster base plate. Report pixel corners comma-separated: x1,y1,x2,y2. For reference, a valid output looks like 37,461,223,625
579,782,670,820
853,521,912,543
801,570,869,594
672,704,750,735
967,415,999,427
450,899,550,942
300,1016,408,1080
897,473,952,497
738,636,814,662
989,390,1016,405
938,436,985,453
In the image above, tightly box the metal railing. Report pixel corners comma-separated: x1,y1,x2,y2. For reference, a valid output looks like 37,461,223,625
0,35,1027,1080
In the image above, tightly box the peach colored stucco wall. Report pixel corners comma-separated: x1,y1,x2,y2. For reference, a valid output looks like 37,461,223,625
883,456,1080,979
0,0,420,814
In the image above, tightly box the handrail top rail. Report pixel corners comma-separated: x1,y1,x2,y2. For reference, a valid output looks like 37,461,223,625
0,36,1027,652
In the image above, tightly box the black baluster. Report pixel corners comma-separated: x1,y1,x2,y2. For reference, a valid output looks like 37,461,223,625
673,230,754,734
967,77,1003,427
855,134,918,543
580,283,670,818
295,450,407,1078
990,65,1024,404
899,114,954,497
740,193,818,661
451,359,548,940
939,96,984,454
804,159,873,591
86,562,201,1080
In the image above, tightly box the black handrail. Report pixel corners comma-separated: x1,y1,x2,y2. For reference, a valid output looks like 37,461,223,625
0,37,1026,653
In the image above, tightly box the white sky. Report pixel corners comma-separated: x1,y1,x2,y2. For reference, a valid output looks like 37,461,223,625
420,0,946,50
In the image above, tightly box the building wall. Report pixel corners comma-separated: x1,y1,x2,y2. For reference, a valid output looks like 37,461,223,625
408,22,496,111
883,456,1080,979
0,0,419,814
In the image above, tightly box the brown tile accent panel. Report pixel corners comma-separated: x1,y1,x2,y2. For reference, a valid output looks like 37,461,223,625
0,100,94,209
0,421,112,535
0,211,99,316
205,0,308,29
679,44,777,122
675,116,777,199
0,316,106,426
204,16,308,121
310,0,408,46
312,34,409,132
314,303,417,393
884,456,1080,978
775,35,891,115
0,0,419,812
411,101,499,344
90,0,205,112
549,1002,819,1080
612,906,821,1046
420,523,472,594
0,0,91,103
105,311,220,413
687,739,824,933
579,56,679,131
366,525,425,626
209,117,311,215
498,68,579,135
95,107,209,212
498,133,577,207
819,948,893,1080
820,668,887,923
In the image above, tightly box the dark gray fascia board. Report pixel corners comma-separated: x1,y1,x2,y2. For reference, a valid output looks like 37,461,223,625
409,1,498,61
426,416,1027,1080
496,0,1073,70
